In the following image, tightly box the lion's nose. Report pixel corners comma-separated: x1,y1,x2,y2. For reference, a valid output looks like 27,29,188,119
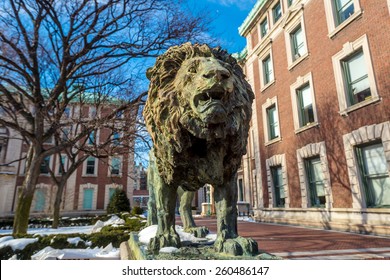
203,66,231,81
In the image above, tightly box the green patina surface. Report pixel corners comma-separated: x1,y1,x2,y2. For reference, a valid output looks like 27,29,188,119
143,43,256,256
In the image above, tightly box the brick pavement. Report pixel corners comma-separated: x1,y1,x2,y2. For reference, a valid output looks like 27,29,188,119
187,217,390,260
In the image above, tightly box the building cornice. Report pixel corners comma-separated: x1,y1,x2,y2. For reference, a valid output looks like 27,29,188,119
238,0,269,37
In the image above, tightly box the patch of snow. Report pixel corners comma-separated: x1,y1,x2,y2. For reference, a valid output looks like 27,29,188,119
159,247,179,254
67,237,84,246
138,225,217,246
31,243,120,260
238,216,256,222
0,237,38,251
91,215,125,233
0,236,14,243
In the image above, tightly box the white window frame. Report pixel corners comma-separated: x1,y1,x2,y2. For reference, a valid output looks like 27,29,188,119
297,142,333,209
259,44,275,91
332,34,379,115
83,156,98,177
78,183,98,210
323,0,362,38
266,154,290,208
259,14,270,39
283,8,309,70
111,131,122,147
290,72,319,133
343,121,390,209
262,96,281,146
108,155,123,177
272,0,283,24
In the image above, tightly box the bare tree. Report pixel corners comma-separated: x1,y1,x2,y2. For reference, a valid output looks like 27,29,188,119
0,0,212,235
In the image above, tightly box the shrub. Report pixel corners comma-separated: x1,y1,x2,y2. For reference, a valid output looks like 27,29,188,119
106,189,130,214
131,206,143,215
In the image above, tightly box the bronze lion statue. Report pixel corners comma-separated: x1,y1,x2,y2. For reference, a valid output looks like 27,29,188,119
143,43,257,255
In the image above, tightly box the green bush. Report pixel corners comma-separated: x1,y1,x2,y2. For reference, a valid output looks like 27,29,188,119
131,206,143,215
106,189,130,214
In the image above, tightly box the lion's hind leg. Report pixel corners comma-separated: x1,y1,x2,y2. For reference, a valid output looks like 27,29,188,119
178,187,209,238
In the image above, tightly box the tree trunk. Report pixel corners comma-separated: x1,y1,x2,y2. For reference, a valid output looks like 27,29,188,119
12,147,42,235
52,181,65,229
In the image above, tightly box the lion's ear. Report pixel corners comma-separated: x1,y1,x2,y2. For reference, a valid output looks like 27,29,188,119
146,68,153,80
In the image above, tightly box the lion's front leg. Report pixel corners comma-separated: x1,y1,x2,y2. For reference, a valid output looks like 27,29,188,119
214,175,258,256
148,175,180,253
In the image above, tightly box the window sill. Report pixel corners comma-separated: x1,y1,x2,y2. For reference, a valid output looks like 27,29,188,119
261,79,275,92
339,96,381,116
265,137,282,146
82,174,98,177
328,9,363,39
288,52,309,71
294,122,319,134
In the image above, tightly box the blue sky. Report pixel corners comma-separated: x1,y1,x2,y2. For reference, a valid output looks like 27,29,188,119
188,0,257,54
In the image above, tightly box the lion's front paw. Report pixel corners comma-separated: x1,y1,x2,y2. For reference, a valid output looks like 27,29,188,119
148,233,181,253
186,226,209,238
214,236,258,256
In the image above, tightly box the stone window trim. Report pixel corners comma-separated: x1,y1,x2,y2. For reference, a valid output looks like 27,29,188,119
282,6,309,70
257,43,275,92
262,96,282,146
104,183,122,209
78,183,98,210
323,0,363,38
290,72,319,133
266,154,290,208
332,34,379,115
297,141,333,209
343,121,390,209
108,155,123,177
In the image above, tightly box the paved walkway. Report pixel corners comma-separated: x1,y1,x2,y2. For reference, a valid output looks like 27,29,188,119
189,217,390,260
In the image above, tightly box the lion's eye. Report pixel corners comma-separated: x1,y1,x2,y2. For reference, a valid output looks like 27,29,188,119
188,65,197,73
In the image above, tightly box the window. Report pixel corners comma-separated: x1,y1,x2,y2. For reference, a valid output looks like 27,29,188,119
332,35,378,114
116,110,123,119
287,0,295,7
85,156,96,175
262,55,274,86
34,189,46,211
89,107,97,118
64,107,71,118
63,128,70,141
341,50,371,106
83,188,94,210
260,17,269,38
58,155,67,175
267,105,279,141
334,0,354,26
272,1,282,23
356,143,390,208
0,138,6,162
323,0,362,37
305,157,326,207
238,178,244,201
88,131,95,145
283,10,308,69
110,157,121,176
112,132,121,146
40,156,51,174
290,25,305,61
44,136,53,144
296,83,314,127
109,188,116,201
271,166,285,207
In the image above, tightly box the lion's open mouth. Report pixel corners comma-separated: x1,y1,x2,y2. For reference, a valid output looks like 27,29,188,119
194,87,227,114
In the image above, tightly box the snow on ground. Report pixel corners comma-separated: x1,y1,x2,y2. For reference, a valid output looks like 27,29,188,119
31,243,120,260
0,237,38,251
139,225,217,245
0,215,126,260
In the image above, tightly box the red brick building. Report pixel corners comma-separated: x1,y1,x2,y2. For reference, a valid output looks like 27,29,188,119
238,0,390,235
0,103,137,217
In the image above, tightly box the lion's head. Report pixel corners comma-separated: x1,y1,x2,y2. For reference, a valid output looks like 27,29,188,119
143,43,254,188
